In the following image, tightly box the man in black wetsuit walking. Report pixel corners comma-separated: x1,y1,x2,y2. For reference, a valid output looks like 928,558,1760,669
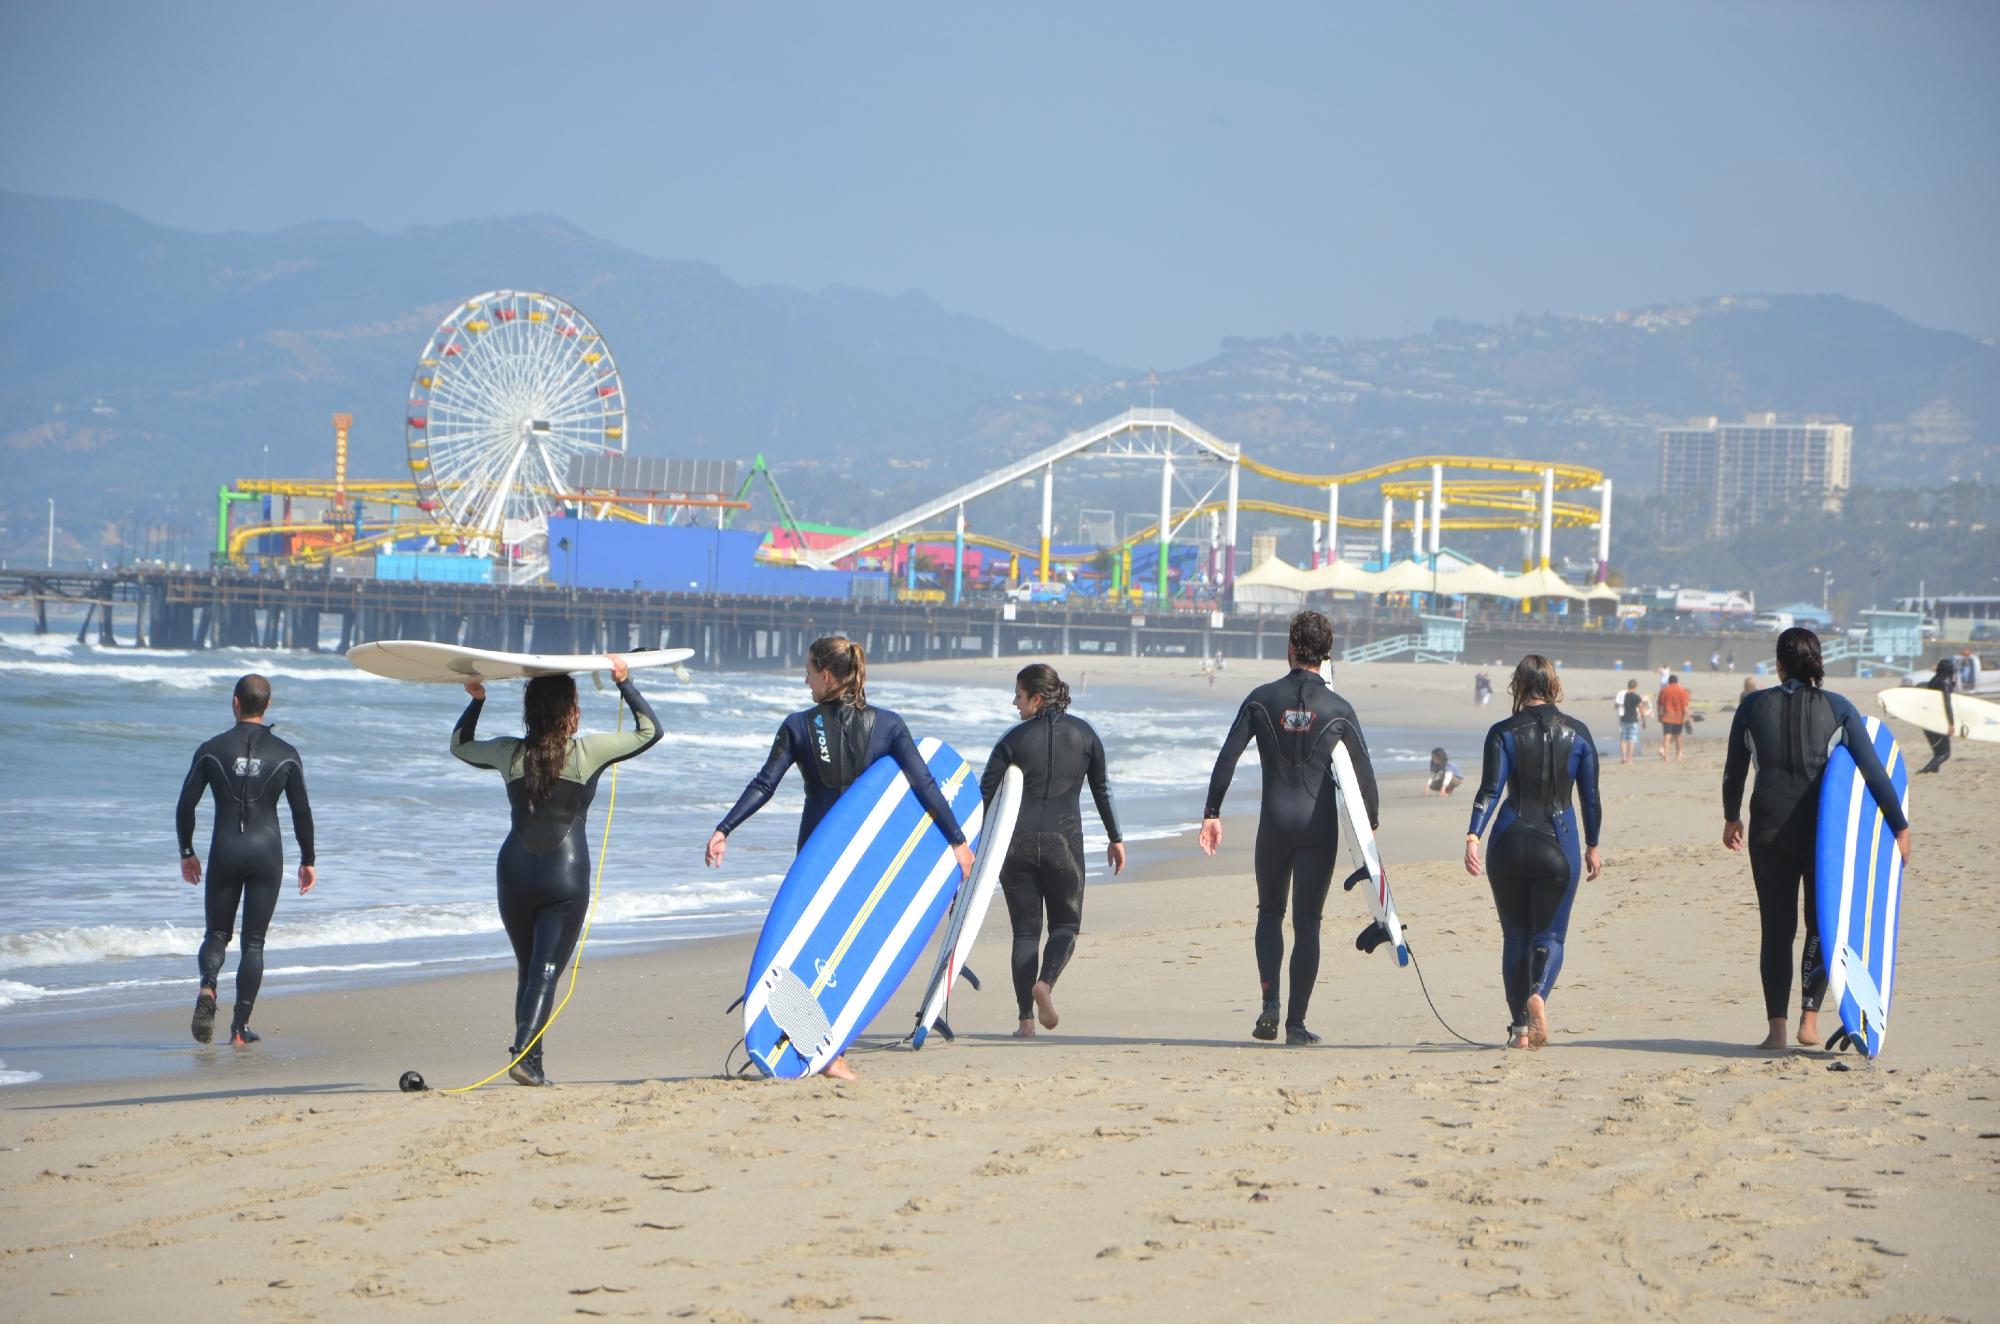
1200,611,1380,1045
175,674,316,1046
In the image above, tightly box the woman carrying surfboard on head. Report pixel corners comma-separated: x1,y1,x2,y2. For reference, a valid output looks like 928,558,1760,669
451,653,663,1086
706,635,975,1080
981,663,1126,1039
1721,627,1911,1051
1463,655,1603,1051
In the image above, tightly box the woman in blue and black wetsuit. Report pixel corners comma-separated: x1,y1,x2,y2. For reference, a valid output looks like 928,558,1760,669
1721,627,1911,1051
1463,655,1603,1050
705,635,975,1079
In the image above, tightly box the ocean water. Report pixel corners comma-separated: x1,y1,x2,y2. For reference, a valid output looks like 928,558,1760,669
0,627,1449,1084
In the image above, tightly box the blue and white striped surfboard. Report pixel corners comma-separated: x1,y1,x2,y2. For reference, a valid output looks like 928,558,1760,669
741,738,983,1077
1813,716,1910,1059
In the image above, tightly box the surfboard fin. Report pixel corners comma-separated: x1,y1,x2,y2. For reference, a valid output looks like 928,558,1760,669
1341,865,1371,893
723,994,745,1015
932,1017,956,1042
958,965,982,991
1355,920,1392,955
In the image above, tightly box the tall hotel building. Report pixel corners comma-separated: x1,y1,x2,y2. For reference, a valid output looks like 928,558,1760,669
1657,413,1853,539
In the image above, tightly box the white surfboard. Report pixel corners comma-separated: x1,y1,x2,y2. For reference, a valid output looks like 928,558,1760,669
1331,740,1407,966
911,765,1023,1048
1878,686,2000,743
346,640,693,684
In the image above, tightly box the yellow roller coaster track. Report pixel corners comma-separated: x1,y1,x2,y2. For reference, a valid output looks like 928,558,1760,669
1238,453,1604,490
820,491,1601,564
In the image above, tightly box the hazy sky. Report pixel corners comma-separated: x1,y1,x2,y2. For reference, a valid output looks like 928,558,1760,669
3,2,1994,367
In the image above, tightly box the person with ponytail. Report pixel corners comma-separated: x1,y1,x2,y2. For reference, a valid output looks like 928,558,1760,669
451,654,662,1085
706,636,974,1079
981,663,1125,1038
1464,655,1603,1050
1722,627,1911,1050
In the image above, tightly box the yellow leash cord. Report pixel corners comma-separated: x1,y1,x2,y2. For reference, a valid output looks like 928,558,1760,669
444,698,623,1094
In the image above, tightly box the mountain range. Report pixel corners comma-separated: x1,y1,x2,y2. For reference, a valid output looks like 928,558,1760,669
1,190,1993,564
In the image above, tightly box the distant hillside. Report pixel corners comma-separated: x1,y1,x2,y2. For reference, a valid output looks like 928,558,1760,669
916,296,1998,511
0,191,1120,560
3,189,1993,570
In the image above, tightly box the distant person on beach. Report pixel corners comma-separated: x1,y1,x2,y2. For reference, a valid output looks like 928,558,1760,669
175,673,316,1048
1200,610,1379,1046
1425,748,1463,795
1463,656,1603,1050
1721,628,1911,1051
707,635,974,1080
1740,676,1758,699
1915,658,1957,775
1615,680,1649,765
453,654,662,1086
981,663,1125,1038
1474,671,1493,706
1657,674,1691,761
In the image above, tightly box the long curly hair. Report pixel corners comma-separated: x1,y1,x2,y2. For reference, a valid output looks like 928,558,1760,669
521,675,579,805
1016,662,1071,715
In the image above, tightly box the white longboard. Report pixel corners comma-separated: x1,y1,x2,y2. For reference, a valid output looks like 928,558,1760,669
1878,686,2000,743
1331,740,1407,966
346,640,694,684
911,765,1022,1048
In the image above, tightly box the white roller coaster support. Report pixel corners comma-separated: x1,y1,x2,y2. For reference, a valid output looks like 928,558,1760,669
1597,478,1613,581
1539,468,1556,570
1039,463,1054,583
1327,482,1339,567
1310,519,1323,565
1414,498,1427,560
1225,459,1240,590
1430,463,1444,556
801,407,1239,570
1157,452,1174,602
1381,496,1394,562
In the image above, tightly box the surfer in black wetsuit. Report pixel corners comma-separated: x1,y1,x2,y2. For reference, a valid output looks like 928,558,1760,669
175,674,316,1047
706,636,974,1079
1722,628,1911,1051
1914,658,1956,775
1463,656,1603,1050
981,663,1125,1039
1201,611,1379,1046
453,654,662,1085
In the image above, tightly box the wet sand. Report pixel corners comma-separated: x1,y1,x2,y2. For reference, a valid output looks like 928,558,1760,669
3,660,1993,1321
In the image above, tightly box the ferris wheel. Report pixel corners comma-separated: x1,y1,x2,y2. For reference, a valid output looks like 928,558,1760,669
405,289,626,555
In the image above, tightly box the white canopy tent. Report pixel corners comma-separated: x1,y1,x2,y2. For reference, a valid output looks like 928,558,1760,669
1235,556,1619,603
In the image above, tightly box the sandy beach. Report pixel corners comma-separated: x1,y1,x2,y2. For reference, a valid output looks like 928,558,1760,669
3,658,1994,1322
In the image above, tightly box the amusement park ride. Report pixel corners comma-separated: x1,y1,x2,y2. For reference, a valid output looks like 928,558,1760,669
214,290,1614,604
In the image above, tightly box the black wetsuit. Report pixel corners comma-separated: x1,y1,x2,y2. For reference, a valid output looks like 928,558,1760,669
1466,706,1602,1031
176,721,315,1037
1917,673,1955,774
452,678,662,1065
1204,668,1379,1029
1722,681,1907,1019
715,700,968,848
981,709,1122,1020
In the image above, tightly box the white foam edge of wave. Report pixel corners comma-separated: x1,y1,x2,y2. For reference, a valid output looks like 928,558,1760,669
0,878,782,970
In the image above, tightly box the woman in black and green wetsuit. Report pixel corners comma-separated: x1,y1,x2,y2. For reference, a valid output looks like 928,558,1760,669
452,654,663,1085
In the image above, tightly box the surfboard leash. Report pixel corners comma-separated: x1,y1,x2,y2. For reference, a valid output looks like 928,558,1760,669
1402,938,1496,1049
442,695,625,1094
